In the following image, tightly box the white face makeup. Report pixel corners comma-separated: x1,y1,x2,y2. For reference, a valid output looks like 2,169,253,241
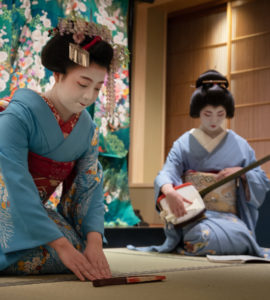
51,63,107,121
199,105,226,136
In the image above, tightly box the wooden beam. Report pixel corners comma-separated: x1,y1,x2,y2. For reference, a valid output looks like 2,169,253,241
231,66,270,76
129,3,148,183
232,30,270,42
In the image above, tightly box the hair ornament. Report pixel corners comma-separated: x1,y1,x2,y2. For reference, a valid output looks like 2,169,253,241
49,16,130,121
68,43,89,67
189,70,235,119
49,17,129,71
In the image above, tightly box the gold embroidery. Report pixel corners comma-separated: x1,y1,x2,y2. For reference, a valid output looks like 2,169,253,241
91,127,99,146
184,171,237,214
0,170,14,248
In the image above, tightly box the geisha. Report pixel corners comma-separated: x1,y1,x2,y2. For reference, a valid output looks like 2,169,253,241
0,17,127,280
129,70,270,256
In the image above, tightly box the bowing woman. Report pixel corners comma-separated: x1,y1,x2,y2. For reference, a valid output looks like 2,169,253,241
0,17,127,280
129,70,270,257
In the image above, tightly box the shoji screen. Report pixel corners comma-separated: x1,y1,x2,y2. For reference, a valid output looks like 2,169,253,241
166,0,270,175
230,0,270,175
166,5,228,156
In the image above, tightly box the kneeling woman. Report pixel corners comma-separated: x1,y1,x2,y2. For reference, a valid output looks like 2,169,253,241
0,17,127,280
131,70,270,256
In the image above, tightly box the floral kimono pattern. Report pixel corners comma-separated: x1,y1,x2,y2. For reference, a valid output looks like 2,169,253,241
0,88,104,273
0,0,139,226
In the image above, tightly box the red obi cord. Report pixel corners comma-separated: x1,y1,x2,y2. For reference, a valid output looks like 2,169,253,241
28,151,75,201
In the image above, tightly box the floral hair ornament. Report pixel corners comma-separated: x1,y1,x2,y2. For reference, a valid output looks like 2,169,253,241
69,35,102,67
49,17,129,121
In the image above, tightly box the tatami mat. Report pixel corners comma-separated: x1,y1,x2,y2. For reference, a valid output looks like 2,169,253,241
1,248,270,300
106,248,237,275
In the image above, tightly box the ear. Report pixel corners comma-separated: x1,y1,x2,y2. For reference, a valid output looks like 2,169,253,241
53,72,61,83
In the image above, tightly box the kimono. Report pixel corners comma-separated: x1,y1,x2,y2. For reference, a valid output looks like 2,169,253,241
0,88,105,274
128,128,270,257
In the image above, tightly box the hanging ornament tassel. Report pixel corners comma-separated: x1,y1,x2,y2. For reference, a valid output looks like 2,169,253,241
106,67,116,125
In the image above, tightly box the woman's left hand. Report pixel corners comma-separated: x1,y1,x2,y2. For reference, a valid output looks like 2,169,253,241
84,232,112,280
216,167,243,180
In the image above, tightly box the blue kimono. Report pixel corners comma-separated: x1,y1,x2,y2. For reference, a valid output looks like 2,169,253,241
128,130,270,256
0,89,105,273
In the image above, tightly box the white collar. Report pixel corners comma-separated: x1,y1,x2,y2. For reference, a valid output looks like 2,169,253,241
190,128,228,153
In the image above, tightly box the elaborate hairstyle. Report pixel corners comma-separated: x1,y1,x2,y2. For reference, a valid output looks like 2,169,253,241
41,17,129,119
190,69,235,118
41,34,113,73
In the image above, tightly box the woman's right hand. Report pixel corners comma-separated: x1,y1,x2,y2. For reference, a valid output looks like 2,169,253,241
165,190,191,218
48,237,95,281
161,184,192,218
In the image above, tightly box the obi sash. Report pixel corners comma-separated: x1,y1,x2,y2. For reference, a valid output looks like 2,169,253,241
28,151,75,203
183,170,237,214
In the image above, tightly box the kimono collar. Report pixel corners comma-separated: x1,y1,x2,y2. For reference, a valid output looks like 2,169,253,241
11,88,91,160
190,127,228,153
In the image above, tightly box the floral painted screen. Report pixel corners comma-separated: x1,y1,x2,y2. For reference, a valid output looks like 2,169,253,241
0,0,140,226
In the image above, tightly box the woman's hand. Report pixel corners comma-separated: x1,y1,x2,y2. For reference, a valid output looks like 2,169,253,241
83,232,111,280
161,184,192,218
48,237,95,281
216,167,243,181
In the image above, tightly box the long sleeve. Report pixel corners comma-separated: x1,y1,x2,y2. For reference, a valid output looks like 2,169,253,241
237,142,270,233
0,113,63,255
59,125,105,240
244,147,270,209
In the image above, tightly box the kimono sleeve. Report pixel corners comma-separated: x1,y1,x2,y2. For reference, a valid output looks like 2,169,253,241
243,144,270,209
59,125,105,240
154,138,185,202
0,113,63,254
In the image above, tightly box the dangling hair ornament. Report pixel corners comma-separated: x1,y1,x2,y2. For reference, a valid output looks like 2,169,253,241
49,17,129,121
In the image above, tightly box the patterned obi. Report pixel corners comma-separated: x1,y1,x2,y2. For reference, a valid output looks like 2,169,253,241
28,151,75,203
183,170,237,214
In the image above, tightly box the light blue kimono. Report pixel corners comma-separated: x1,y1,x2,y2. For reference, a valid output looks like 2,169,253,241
0,88,105,273
128,130,270,257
